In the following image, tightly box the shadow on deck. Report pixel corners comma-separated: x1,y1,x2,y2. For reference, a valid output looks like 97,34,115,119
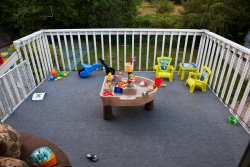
6,71,249,167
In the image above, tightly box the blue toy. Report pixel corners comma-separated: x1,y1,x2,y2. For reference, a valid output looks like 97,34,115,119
78,58,115,78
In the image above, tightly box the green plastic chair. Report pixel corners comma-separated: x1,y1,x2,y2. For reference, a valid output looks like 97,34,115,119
155,57,175,82
185,66,211,93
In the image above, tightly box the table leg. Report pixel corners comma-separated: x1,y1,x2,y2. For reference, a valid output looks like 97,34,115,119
103,106,113,120
145,100,154,111
181,71,185,80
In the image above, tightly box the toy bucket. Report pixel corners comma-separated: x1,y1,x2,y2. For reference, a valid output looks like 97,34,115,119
154,78,162,87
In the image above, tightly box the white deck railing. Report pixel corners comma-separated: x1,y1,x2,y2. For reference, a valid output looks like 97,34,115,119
1,29,250,133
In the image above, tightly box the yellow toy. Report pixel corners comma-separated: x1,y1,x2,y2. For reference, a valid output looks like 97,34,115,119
155,57,175,82
185,66,211,93
106,72,113,82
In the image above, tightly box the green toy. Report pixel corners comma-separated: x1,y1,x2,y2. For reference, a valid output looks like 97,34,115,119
57,71,68,77
228,116,238,125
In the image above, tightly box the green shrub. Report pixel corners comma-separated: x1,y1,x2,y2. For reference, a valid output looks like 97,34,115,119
155,0,173,13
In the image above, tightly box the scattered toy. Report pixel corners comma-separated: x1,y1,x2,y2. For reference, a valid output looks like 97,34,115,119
228,116,238,125
86,153,98,162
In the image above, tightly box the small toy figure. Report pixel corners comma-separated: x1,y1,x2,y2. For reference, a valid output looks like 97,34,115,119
51,69,58,76
106,72,113,82
119,71,123,77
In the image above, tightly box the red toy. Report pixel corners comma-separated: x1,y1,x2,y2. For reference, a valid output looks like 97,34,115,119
51,69,58,76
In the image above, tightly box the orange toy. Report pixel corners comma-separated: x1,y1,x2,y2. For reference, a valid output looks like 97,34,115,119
51,69,58,76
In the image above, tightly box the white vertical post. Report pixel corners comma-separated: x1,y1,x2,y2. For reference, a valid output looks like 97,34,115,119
50,33,60,70
44,35,54,70
93,32,98,64
2,77,16,107
209,41,220,85
36,37,47,75
132,31,135,65
32,40,44,79
124,32,127,64
116,31,120,70
208,39,217,68
237,73,250,117
169,32,173,57
139,32,142,70
200,36,209,69
109,32,112,67
57,33,66,71
27,42,40,83
41,35,52,71
216,45,231,95
101,32,105,70
196,34,205,68
15,66,27,97
63,33,71,70
231,59,249,110
146,31,150,71
225,52,243,105
204,38,213,66
8,72,21,103
212,43,225,90
39,35,50,72
70,32,77,70
77,32,83,65
85,32,90,65
189,32,196,63
243,106,250,124
182,32,189,63
153,32,158,68
220,49,237,100
161,32,166,56
175,32,181,68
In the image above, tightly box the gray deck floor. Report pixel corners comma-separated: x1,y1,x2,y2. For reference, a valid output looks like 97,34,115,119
6,71,249,167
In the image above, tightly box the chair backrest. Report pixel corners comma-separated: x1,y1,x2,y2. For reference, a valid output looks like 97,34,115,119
200,66,211,82
157,57,172,71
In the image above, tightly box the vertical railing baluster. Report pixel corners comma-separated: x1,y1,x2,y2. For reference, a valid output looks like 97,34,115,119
221,49,237,100
32,40,44,79
196,34,205,68
15,64,27,97
153,32,158,68
139,32,142,70
57,33,66,71
212,43,225,90
93,32,98,64
50,33,60,70
27,42,40,83
44,34,54,71
182,32,189,63
77,32,83,65
204,37,213,66
237,71,250,117
2,77,16,107
39,35,50,72
189,32,196,63
132,31,135,69
169,32,173,57
231,58,249,110
70,32,77,70
225,51,243,105
85,32,90,65
9,72,22,103
42,35,52,71
101,32,105,70
161,32,166,56
175,32,181,68
36,37,47,76
63,33,71,70
146,31,150,71
216,45,231,95
116,31,120,70
209,41,220,85
200,36,209,69
109,31,112,67
208,39,217,68
124,32,127,65
243,106,250,125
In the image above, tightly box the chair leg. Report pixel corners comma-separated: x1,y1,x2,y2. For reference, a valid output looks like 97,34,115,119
201,85,206,92
190,85,195,93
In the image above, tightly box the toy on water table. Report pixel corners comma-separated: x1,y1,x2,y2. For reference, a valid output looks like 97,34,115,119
78,58,115,78
29,146,57,167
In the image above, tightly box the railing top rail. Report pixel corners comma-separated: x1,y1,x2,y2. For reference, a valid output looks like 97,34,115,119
205,30,250,55
13,30,43,46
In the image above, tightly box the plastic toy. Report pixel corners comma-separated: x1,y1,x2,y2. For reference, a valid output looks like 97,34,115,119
228,116,238,125
155,57,175,82
29,146,57,167
78,58,115,78
0,52,12,66
51,69,58,76
86,153,98,162
185,66,211,93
